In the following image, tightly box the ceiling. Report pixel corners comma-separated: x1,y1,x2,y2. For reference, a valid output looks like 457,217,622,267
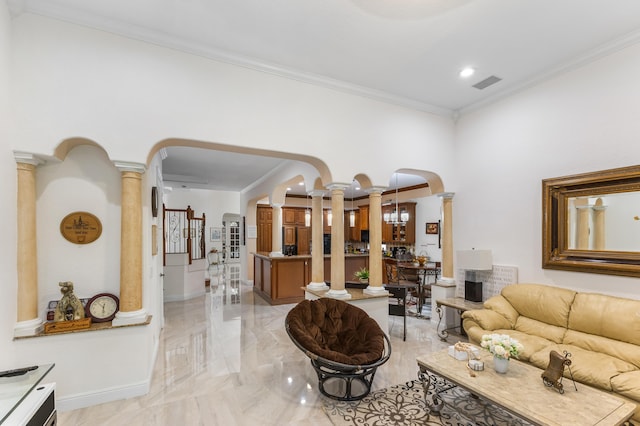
10,0,640,194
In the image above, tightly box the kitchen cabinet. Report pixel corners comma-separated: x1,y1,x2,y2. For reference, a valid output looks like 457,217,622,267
344,210,360,242
283,208,296,225
381,202,416,244
323,209,332,233
257,206,272,252
283,225,296,246
359,205,369,231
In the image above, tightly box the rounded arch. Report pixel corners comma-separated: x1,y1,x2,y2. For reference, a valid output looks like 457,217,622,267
148,138,333,186
53,137,110,162
396,168,445,194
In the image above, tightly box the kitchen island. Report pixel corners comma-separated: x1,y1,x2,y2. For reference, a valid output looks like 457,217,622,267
253,252,369,305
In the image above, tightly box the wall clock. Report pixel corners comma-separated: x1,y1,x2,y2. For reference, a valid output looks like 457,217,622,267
151,186,158,218
85,293,119,323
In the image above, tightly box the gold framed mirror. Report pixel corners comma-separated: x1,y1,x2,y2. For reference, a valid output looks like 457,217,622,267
542,165,640,277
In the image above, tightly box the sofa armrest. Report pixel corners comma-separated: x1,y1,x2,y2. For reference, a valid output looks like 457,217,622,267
462,309,513,345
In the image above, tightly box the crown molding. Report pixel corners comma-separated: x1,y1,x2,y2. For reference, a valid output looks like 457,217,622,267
16,2,453,118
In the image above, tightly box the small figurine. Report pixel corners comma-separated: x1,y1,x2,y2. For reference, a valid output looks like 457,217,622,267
54,281,85,321
541,350,577,394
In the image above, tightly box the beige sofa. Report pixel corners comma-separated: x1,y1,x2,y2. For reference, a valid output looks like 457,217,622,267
462,283,640,422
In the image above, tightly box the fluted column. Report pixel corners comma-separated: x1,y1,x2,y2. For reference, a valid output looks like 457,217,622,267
307,190,328,290
438,193,455,281
326,183,351,299
364,187,387,295
593,198,606,250
112,161,148,326
13,152,44,337
270,203,284,257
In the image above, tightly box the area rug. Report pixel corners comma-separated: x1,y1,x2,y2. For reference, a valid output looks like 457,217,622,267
322,376,532,426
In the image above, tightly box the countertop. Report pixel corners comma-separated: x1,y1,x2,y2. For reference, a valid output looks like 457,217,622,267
253,252,369,260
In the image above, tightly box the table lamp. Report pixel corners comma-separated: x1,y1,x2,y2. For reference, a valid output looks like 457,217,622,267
457,249,493,302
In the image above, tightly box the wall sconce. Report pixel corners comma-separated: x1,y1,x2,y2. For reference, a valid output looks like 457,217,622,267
457,249,493,302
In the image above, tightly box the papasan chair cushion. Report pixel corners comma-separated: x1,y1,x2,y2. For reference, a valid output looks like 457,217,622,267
286,298,385,365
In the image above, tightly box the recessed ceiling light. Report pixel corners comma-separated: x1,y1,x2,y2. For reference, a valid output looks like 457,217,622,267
298,181,304,186
459,67,475,78
286,187,292,191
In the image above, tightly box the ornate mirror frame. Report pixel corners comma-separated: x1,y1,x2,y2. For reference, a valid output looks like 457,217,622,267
542,165,640,277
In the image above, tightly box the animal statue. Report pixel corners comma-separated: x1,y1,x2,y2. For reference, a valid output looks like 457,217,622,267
54,281,85,321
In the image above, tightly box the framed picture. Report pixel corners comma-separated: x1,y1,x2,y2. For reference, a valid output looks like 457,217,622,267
211,227,222,242
426,222,439,235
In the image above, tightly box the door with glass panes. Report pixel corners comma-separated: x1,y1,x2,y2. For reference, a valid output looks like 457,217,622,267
223,214,241,263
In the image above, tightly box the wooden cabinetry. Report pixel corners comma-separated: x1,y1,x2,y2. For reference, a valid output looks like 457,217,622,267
359,205,369,231
283,225,296,245
257,206,272,252
323,209,332,233
381,202,416,244
253,254,309,305
344,210,360,242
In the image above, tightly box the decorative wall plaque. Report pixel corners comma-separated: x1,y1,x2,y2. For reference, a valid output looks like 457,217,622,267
60,211,102,244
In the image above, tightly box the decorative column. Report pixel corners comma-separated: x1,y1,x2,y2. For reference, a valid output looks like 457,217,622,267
14,152,44,337
593,198,606,250
307,190,328,290
438,193,455,282
270,203,284,257
364,187,387,295
112,161,148,326
326,183,351,299
432,192,456,325
574,198,591,250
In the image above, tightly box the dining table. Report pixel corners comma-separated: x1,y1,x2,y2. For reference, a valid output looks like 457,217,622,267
396,261,441,318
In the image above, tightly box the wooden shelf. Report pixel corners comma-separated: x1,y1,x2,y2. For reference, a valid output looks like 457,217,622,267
14,315,152,340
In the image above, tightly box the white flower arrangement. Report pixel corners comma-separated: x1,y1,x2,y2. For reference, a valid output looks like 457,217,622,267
480,334,523,359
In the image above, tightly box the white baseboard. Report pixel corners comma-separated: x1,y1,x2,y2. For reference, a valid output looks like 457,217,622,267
163,289,206,302
57,380,150,412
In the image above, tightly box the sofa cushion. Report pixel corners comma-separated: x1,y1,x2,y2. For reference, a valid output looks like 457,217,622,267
489,329,554,362
529,344,637,391
611,370,640,403
563,329,640,369
514,316,566,344
501,283,576,328
568,292,640,346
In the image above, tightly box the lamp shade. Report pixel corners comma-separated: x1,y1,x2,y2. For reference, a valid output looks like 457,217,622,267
457,250,493,270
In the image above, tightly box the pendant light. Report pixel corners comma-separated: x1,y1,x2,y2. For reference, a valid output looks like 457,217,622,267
304,192,311,227
349,182,356,227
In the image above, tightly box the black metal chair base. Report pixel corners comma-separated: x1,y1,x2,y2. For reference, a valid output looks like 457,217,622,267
312,359,380,401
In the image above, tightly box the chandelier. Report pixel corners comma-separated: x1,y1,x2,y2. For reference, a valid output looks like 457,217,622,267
383,173,409,225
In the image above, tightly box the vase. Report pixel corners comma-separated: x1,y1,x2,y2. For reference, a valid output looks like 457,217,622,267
493,356,509,374
359,278,368,284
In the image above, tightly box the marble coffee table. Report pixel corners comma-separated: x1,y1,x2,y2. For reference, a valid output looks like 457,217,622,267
417,349,636,426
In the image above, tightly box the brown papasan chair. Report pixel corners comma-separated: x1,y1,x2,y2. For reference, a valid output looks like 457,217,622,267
285,298,391,401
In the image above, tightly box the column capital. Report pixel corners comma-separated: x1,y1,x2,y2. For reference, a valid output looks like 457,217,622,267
326,182,351,191
308,189,326,197
365,186,387,195
271,202,283,208
438,192,455,200
13,151,44,166
113,161,146,174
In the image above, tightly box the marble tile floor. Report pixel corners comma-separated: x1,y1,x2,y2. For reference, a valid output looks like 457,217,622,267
59,269,455,425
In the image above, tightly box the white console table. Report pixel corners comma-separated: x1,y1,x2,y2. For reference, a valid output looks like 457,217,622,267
0,363,55,425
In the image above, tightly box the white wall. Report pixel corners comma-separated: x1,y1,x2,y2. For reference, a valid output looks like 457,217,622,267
165,188,241,254
0,0,17,367
4,12,456,409
455,42,640,299
10,13,455,187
